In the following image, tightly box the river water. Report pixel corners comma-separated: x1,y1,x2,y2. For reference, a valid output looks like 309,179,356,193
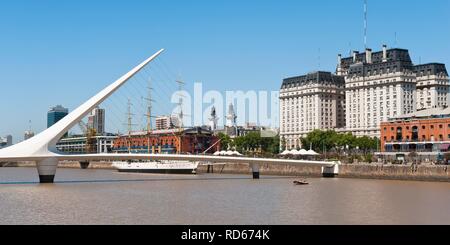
0,167,449,225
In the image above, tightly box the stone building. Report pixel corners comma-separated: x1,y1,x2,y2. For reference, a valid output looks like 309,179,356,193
280,71,346,150
338,45,448,137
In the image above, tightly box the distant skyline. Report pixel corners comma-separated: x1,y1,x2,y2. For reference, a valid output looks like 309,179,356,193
1,0,449,142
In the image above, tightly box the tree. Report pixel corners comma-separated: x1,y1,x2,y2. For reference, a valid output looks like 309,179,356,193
301,130,380,155
217,133,233,151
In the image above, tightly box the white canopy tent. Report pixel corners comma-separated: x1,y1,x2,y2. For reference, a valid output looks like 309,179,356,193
306,149,320,156
214,150,243,156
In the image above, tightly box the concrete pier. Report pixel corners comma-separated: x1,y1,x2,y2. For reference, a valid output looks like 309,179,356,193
36,158,58,183
80,161,90,169
322,164,339,178
251,163,260,179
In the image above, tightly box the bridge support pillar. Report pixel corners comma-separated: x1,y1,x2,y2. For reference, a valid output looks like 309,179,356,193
80,161,90,169
36,158,58,183
322,164,339,178
251,163,260,179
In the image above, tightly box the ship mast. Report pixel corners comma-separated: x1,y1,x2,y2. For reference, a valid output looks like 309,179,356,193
124,98,136,153
175,78,186,154
144,77,155,153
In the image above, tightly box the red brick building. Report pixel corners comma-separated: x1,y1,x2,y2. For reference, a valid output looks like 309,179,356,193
379,107,450,162
113,127,220,154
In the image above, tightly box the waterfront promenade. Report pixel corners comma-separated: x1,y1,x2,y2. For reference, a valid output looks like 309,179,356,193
2,161,448,182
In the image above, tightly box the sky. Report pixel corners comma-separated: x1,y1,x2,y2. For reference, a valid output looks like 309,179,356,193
0,0,449,142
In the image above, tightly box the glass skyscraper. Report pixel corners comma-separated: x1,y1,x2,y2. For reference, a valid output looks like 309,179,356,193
47,105,69,128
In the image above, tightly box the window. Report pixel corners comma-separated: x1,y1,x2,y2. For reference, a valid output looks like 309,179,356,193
412,126,419,141
396,127,403,141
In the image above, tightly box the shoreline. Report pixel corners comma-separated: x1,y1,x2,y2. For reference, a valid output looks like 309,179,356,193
1,161,448,183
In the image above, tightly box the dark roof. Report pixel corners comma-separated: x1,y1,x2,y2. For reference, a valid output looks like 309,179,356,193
414,63,448,76
281,71,345,89
341,48,412,69
347,60,414,77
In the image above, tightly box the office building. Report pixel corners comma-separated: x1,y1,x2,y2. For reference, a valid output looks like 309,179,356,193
280,71,346,149
88,107,105,135
0,135,12,149
155,115,179,130
338,45,449,137
47,105,69,128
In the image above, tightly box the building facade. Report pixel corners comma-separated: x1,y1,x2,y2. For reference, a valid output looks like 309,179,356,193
379,107,450,162
47,105,69,128
415,63,449,110
155,115,179,130
0,135,12,149
56,135,118,154
88,107,105,136
338,45,449,137
339,46,418,137
112,127,220,154
280,71,345,149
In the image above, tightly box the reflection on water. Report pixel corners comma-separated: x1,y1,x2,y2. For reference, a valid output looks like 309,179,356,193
0,167,449,225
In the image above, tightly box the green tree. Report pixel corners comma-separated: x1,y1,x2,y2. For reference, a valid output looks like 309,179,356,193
217,133,234,151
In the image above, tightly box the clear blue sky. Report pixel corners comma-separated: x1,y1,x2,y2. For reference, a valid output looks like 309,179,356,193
1,0,449,142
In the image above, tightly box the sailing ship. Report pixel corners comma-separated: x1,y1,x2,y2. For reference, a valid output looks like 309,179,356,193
112,78,199,175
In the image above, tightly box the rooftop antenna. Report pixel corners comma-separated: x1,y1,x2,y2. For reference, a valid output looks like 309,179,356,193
349,42,352,56
394,32,398,48
364,0,368,49
318,48,321,70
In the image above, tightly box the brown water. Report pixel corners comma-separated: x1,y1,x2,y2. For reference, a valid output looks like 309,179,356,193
0,167,449,225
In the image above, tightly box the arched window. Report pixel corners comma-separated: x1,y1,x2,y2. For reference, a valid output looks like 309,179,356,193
412,126,419,141
396,127,403,141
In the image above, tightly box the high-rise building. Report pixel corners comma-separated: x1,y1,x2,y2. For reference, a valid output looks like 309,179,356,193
0,135,12,149
155,115,179,130
338,45,449,137
414,63,449,110
280,71,346,149
88,107,105,136
47,105,69,128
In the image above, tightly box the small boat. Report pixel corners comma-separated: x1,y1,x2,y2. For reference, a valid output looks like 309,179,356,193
293,180,309,185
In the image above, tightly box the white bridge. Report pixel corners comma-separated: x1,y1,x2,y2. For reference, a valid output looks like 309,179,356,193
0,49,340,183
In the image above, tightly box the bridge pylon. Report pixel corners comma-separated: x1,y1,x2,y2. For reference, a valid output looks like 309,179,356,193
37,158,58,183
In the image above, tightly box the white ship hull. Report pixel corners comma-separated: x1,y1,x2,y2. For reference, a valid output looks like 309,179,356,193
112,160,199,175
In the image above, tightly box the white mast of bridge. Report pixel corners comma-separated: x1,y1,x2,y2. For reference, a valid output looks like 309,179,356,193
0,49,165,183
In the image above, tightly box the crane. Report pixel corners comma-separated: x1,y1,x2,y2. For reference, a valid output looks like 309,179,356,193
78,121,97,154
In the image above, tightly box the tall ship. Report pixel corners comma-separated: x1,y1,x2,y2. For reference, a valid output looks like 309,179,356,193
111,79,217,175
